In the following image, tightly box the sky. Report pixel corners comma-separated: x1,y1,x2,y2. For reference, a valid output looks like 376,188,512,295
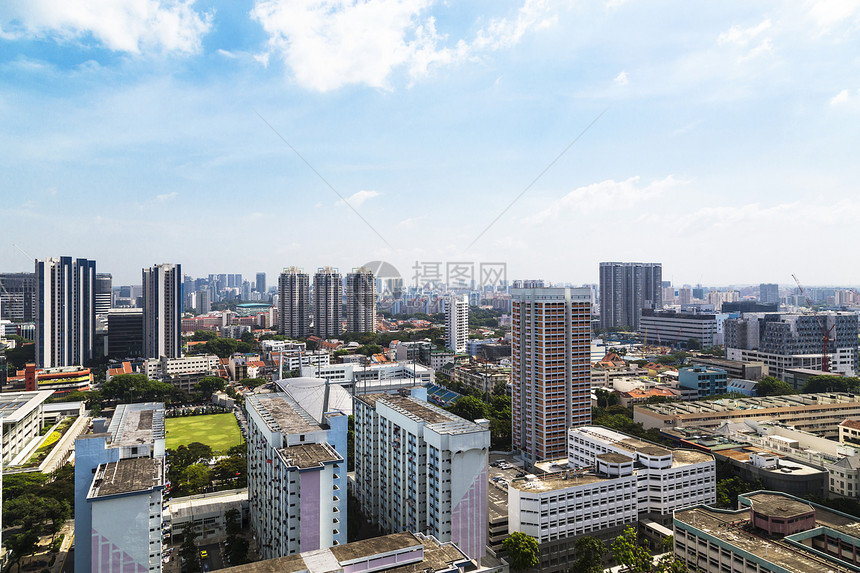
2,0,859,288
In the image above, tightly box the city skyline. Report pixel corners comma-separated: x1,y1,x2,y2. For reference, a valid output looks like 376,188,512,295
3,2,860,285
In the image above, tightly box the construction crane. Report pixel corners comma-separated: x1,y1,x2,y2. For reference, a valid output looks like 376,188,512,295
792,273,835,372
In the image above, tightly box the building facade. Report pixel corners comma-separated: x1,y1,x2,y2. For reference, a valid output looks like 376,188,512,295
511,287,592,464
0,272,36,323
445,294,469,354
35,256,96,368
95,272,113,317
314,266,342,340
107,308,144,358
639,309,718,348
678,366,728,398
278,267,310,338
759,283,779,304
142,263,182,359
245,392,348,559
346,267,376,333
598,262,662,330
353,391,490,561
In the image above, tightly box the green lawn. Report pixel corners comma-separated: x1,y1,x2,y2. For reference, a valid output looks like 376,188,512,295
165,413,243,453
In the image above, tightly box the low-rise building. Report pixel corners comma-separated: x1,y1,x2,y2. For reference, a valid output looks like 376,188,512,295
304,361,433,393
221,531,507,573
143,354,220,391
678,366,727,398
22,363,93,396
448,363,510,395
674,491,860,573
165,488,249,542
635,392,860,439
0,389,54,464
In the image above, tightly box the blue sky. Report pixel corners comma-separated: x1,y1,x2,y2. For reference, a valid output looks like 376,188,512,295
2,0,859,287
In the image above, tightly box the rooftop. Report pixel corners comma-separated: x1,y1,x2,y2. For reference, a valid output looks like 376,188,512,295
365,393,488,436
249,393,321,435
596,452,634,464
749,493,814,519
511,470,615,492
840,419,860,431
107,402,165,447
637,392,860,417
89,457,163,498
277,443,342,469
328,531,419,563
0,390,54,423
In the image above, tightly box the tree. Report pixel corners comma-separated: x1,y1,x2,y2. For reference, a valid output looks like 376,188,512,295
573,536,606,573
239,377,268,388
685,338,702,350
502,532,539,571
802,375,860,394
6,530,39,572
225,508,241,536
755,376,796,397
195,376,226,398
611,526,653,573
655,537,686,573
180,528,202,573
448,396,489,422
183,464,211,494
213,456,246,487
493,380,508,396
191,330,218,341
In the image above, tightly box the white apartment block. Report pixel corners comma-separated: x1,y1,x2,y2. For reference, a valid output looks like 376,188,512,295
446,295,469,354
260,339,307,354
304,362,434,391
143,354,219,380
274,349,330,375
0,390,53,464
353,390,490,561
567,426,716,517
245,392,348,559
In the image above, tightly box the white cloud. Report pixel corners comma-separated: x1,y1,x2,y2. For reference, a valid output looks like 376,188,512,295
830,89,850,105
718,19,771,47
251,0,558,92
614,70,628,86
806,1,860,33
0,0,212,54
525,176,686,225
155,192,178,203
337,189,381,208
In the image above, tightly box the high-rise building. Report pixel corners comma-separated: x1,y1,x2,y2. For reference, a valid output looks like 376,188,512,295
255,272,266,294
142,263,182,359
445,294,469,353
75,403,166,573
245,389,347,559
598,262,662,330
760,283,779,304
353,390,489,560
107,308,144,358
35,257,96,368
0,272,36,323
95,273,112,317
314,266,342,339
346,267,376,333
278,267,310,338
194,289,210,314
511,287,592,464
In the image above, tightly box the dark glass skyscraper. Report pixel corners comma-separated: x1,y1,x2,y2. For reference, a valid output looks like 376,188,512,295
599,261,662,331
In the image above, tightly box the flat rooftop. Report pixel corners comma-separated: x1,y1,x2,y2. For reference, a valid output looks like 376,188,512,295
511,471,615,493
108,402,165,446
277,442,341,469
329,531,419,562
597,452,634,463
749,493,813,518
637,392,860,417
0,390,54,423
675,493,860,573
89,457,163,499
361,393,487,436
250,394,321,435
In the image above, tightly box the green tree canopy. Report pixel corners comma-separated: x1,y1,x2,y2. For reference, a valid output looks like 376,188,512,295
191,330,218,341
611,526,653,573
183,464,211,495
195,376,226,398
802,375,860,394
502,532,539,571
755,376,797,397
573,536,606,573
448,395,489,422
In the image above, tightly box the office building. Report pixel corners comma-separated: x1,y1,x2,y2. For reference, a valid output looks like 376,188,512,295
35,256,96,368
598,262,662,330
511,287,591,464
255,272,266,294
635,392,860,439
725,312,859,379
75,403,167,573
245,389,348,559
346,267,376,333
95,273,112,317
0,272,36,322
194,289,211,314
674,491,860,573
721,301,778,313
278,267,310,338
142,263,182,359
678,366,727,398
221,531,506,573
639,309,718,348
353,390,490,560
107,308,144,358
759,282,779,304
314,266,342,339
445,294,469,353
